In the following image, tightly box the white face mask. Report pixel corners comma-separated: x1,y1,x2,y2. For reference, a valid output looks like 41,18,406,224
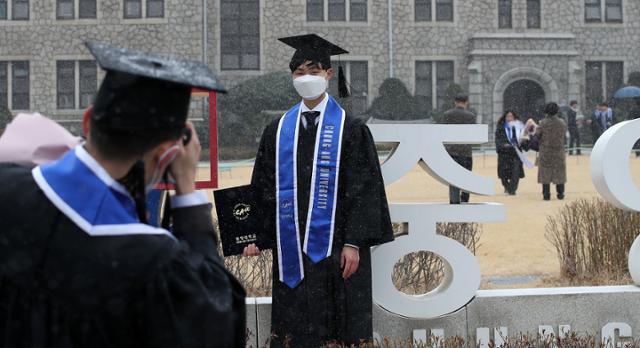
293,75,328,100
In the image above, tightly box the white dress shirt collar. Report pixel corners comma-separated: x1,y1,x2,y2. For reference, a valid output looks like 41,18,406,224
300,93,329,128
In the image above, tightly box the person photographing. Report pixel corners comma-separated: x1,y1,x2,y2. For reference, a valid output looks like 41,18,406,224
0,42,245,347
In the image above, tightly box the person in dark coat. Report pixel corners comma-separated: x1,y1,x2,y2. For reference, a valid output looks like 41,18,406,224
243,34,394,347
495,110,525,195
534,102,568,201
0,42,246,348
567,100,581,155
441,94,476,204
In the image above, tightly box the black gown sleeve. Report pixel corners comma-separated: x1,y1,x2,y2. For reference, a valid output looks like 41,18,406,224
140,203,247,348
495,125,511,154
340,118,394,248
250,120,279,248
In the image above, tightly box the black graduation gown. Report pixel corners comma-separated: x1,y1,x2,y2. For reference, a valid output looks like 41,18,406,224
495,125,524,181
251,114,394,347
0,164,246,348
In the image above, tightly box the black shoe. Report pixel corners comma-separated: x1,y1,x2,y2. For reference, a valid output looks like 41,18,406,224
509,191,516,196
543,195,551,201
557,194,565,200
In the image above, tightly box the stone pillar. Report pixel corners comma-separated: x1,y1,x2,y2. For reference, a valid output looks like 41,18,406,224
468,61,483,124
567,60,582,105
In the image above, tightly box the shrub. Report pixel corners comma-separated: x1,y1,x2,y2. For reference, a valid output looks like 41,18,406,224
367,78,424,121
247,331,637,348
392,223,481,295
628,71,640,87
546,198,640,283
219,222,481,297
217,72,299,159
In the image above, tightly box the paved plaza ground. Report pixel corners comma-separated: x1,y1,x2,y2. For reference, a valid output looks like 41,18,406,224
212,152,640,288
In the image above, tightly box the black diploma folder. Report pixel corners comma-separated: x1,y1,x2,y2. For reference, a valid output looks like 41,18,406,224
214,185,271,256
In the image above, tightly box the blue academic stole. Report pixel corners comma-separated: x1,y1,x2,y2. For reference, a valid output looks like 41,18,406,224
32,147,174,238
275,96,346,288
505,123,515,145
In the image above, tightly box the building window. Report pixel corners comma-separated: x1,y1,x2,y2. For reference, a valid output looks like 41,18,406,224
0,1,6,20
57,0,73,19
435,0,453,21
585,0,622,23
328,0,345,21
0,61,29,110
415,60,454,111
350,0,366,21
306,0,367,22
307,0,323,21
79,0,97,18
79,60,97,108
123,0,161,19
585,61,623,109
527,0,541,28
3,0,29,20
220,0,260,70
605,0,622,22
124,0,141,18
11,61,28,110
329,61,368,116
415,0,431,21
57,60,97,110
57,61,75,109
415,0,453,22
146,0,163,17
57,0,96,19
498,0,512,28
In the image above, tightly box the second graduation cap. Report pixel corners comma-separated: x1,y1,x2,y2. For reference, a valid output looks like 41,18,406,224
86,41,226,131
279,34,351,98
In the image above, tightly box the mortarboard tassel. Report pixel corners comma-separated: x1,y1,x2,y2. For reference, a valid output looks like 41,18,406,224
338,65,350,98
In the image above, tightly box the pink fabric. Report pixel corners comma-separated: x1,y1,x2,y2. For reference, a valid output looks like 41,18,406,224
0,113,81,167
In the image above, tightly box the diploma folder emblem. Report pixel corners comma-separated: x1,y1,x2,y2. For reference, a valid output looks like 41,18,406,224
214,185,272,256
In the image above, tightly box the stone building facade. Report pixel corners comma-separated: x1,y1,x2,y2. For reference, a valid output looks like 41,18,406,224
1,0,639,134
0,0,204,133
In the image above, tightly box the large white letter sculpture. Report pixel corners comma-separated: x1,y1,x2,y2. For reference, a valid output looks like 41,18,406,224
369,124,505,319
590,119,640,284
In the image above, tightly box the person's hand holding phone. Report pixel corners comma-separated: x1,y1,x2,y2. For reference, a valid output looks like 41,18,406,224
170,122,201,195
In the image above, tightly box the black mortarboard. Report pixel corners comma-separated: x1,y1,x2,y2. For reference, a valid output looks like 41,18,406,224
86,41,226,131
278,34,351,98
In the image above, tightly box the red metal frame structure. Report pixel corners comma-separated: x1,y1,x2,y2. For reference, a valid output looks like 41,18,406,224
192,87,219,189
156,88,218,190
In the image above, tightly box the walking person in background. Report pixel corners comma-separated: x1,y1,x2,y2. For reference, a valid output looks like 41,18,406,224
495,110,525,196
442,93,476,204
567,100,581,155
534,102,568,201
590,102,613,142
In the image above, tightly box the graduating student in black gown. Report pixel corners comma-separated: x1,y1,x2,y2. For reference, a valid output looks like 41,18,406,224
495,110,525,195
243,34,394,347
0,42,245,347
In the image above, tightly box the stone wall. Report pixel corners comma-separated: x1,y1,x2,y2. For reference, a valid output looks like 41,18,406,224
245,286,640,348
0,0,203,131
